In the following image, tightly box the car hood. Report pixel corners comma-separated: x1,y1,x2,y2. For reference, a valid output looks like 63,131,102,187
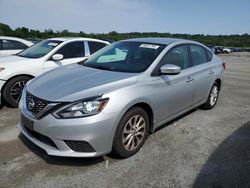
0,55,30,66
0,55,39,69
26,64,139,102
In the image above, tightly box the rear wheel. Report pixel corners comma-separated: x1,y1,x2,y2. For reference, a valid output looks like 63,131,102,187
112,107,149,158
202,83,220,110
3,76,31,107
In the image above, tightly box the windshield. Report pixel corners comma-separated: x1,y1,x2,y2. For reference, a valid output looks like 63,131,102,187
84,41,166,73
17,40,62,58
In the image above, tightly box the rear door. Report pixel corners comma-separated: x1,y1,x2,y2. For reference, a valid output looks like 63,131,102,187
152,45,194,123
189,44,215,105
44,41,87,71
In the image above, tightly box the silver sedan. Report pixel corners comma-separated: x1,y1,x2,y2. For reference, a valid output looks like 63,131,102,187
18,38,224,158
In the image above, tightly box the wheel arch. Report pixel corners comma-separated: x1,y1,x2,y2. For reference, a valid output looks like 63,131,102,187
1,74,34,93
215,78,221,90
123,102,155,134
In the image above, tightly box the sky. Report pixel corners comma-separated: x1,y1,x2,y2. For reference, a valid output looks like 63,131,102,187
0,0,250,35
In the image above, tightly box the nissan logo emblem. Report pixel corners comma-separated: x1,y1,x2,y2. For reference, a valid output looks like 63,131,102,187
28,98,35,110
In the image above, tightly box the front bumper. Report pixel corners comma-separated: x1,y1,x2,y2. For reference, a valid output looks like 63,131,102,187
18,101,119,157
0,80,6,106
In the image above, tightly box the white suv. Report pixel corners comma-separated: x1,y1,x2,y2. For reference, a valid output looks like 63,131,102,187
0,37,109,107
0,36,33,56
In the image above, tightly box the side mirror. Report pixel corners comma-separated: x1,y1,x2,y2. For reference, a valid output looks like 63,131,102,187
52,54,63,61
160,64,181,75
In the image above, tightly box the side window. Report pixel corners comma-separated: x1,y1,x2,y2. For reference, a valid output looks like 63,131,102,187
2,39,27,50
88,41,107,54
205,48,213,61
190,45,208,66
56,41,85,59
160,45,189,70
0,40,2,50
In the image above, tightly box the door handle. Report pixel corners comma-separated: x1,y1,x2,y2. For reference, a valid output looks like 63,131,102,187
186,77,194,83
209,70,214,75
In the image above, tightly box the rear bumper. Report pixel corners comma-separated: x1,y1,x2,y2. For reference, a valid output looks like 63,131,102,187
0,80,6,106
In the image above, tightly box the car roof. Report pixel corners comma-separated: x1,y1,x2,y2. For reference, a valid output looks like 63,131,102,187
0,36,26,40
48,37,109,44
0,36,34,45
122,37,193,45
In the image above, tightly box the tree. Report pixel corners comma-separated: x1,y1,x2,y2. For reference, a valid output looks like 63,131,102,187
0,23,13,36
14,27,29,38
0,22,249,47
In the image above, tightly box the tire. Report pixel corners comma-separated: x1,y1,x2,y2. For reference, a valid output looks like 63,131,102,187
202,82,220,110
2,76,31,107
112,107,149,158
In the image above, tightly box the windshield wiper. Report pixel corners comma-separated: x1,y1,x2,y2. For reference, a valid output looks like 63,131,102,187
77,59,87,65
15,54,38,59
85,64,113,71
15,54,25,57
93,65,113,71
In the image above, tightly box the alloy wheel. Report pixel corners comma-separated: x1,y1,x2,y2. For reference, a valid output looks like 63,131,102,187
122,115,146,151
10,81,26,103
210,85,218,106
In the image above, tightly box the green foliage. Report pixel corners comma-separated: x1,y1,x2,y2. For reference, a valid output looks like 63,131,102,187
0,23,13,36
1,23,250,47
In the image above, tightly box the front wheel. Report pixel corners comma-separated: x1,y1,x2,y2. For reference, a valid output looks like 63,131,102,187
2,76,31,107
202,83,220,110
112,107,149,158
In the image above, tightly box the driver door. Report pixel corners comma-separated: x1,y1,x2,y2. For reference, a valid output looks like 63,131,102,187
43,41,87,71
153,45,194,124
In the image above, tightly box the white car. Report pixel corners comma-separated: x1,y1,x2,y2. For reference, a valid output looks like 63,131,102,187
0,37,109,107
223,48,231,53
0,36,33,56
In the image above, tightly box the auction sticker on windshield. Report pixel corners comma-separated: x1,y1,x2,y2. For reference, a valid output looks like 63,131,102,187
140,44,159,49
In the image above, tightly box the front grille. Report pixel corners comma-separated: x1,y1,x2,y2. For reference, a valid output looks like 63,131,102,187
26,92,48,115
64,140,96,153
24,125,57,149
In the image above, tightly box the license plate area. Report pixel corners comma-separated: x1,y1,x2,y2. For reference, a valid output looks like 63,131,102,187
21,114,34,131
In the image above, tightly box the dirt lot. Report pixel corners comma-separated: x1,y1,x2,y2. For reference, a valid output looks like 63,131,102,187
0,53,250,188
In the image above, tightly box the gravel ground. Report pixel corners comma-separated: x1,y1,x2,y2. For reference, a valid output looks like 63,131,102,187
0,52,250,188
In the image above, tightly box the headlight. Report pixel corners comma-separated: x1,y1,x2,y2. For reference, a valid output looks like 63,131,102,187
0,68,5,72
53,98,109,119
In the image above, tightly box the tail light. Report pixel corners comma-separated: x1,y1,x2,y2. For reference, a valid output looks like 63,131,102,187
222,62,226,70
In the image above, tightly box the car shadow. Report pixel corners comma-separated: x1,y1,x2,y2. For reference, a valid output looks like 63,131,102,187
193,121,250,188
0,99,5,110
0,100,15,110
18,133,104,166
